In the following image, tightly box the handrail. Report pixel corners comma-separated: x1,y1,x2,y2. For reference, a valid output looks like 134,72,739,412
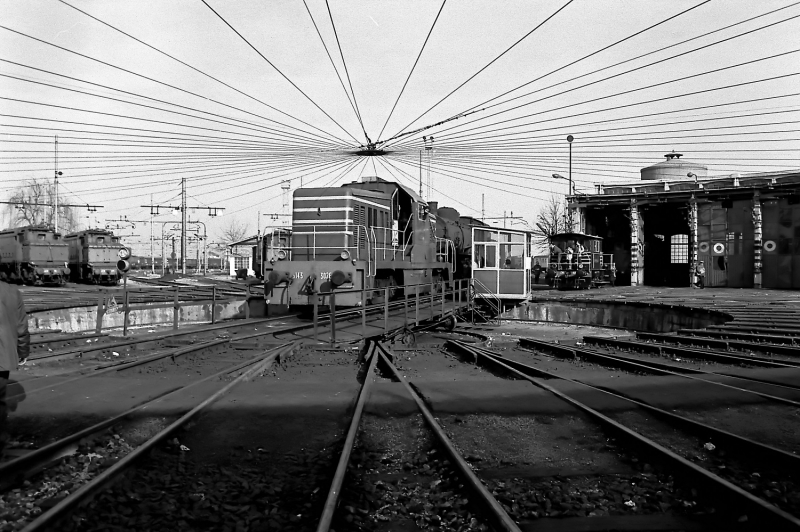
470,277,501,324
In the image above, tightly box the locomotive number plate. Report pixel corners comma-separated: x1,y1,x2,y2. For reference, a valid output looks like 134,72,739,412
293,272,304,279
320,272,332,280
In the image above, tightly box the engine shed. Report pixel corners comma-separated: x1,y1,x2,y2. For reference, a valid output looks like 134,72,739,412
570,153,800,289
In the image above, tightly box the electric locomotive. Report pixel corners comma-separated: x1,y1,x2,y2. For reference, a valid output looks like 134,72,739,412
64,229,125,285
263,176,457,308
0,225,70,285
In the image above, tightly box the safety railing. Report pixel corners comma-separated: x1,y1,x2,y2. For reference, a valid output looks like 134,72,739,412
94,285,244,336
309,278,472,346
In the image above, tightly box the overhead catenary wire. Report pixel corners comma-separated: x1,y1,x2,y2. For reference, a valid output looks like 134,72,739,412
324,0,370,143
0,25,354,148
200,0,362,145
0,71,344,150
375,0,447,141
56,0,351,146
387,0,577,141
0,60,344,148
301,0,364,136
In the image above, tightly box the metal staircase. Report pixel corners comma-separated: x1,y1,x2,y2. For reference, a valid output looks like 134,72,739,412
470,278,502,325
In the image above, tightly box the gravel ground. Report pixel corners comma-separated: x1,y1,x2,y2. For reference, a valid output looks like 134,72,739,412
0,416,171,531
334,414,492,532
60,442,337,532
437,413,714,523
612,409,800,518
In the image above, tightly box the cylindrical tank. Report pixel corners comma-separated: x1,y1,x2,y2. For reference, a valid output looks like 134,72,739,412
640,152,707,181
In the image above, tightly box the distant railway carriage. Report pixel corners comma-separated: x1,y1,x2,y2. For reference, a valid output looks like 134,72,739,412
252,227,291,279
547,232,615,290
64,229,124,285
0,226,70,285
264,176,462,308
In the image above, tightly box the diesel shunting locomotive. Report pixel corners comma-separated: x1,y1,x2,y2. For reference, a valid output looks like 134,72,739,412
263,176,478,308
64,229,124,285
0,226,70,285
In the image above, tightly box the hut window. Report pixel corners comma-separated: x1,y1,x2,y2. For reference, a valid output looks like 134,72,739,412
670,234,688,263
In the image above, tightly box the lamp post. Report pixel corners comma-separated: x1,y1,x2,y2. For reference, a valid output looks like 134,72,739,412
552,173,571,230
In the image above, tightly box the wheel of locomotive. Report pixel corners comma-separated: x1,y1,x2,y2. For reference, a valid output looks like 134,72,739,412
401,329,416,346
442,315,456,331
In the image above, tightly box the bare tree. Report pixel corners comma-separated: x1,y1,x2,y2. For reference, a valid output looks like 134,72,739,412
4,178,78,232
216,217,251,244
530,194,568,248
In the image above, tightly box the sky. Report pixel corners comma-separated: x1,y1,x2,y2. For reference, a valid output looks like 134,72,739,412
1,0,799,251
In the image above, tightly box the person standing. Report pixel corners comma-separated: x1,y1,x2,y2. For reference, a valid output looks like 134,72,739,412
1,280,29,459
695,261,706,289
609,264,617,287
533,261,542,284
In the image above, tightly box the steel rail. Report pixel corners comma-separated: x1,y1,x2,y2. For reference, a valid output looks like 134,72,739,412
0,343,292,488
583,335,800,368
519,337,800,408
709,324,800,336
445,340,800,530
448,340,800,475
10,337,232,401
639,331,800,357
315,343,379,531
20,342,298,532
27,315,293,363
679,328,800,345
374,342,522,532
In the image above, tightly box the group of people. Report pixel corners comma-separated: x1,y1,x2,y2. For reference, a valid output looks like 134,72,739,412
1,280,29,460
550,242,586,269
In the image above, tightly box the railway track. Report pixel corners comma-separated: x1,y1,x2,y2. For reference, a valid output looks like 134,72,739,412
446,339,800,530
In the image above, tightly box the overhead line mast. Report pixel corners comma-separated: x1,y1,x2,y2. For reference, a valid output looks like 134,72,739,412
142,181,225,275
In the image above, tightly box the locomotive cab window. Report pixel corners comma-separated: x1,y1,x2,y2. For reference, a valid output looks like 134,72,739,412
97,237,105,243
38,234,46,240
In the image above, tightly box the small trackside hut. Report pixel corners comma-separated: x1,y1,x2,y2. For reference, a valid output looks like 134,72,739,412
263,176,457,309
471,226,533,311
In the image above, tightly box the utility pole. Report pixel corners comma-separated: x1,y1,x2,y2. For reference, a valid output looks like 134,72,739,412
149,194,154,274
424,135,434,201
281,180,291,224
419,150,423,198
482,194,485,222
54,135,63,233
181,178,187,274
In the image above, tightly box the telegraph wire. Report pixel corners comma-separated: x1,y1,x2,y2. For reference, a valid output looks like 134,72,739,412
324,0,369,143
200,0,362,145
387,0,576,140
376,0,447,140
56,0,350,146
